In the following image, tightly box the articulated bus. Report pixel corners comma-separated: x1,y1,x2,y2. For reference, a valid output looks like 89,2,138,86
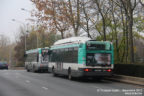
48,37,114,80
25,48,49,72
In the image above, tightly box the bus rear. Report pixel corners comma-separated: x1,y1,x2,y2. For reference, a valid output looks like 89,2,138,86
78,41,114,77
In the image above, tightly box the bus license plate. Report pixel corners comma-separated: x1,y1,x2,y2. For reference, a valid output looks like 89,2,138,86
94,69,102,72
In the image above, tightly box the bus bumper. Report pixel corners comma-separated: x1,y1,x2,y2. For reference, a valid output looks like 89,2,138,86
72,68,113,77
37,65,48,71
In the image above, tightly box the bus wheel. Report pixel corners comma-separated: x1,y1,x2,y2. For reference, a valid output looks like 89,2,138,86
32,66,36,73
27,68,30,72
68,69,73,80
52,67,57,76
26,66,29,72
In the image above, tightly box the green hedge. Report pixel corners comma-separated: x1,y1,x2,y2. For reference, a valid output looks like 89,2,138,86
114,64,144,78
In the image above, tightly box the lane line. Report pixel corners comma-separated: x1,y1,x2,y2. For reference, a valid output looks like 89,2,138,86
26,80,30,83
42,87,48,90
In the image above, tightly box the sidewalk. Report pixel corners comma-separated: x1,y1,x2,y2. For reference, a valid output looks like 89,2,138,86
106,74,144,86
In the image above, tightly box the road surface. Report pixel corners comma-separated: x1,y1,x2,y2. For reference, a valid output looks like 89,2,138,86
0,70,143,96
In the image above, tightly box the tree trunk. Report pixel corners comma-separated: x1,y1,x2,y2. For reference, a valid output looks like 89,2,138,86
128,10,135,63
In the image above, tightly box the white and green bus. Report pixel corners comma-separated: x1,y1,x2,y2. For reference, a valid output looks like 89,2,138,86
48,37,114,80
25,48,50,72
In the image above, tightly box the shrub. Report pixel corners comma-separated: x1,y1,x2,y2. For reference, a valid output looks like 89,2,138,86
114,64,144,78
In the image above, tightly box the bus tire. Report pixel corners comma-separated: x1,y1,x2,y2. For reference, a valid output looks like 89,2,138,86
52,67,57,76
32,66,36,73
27,68,30,72
68,68,73,80
26,66,30,72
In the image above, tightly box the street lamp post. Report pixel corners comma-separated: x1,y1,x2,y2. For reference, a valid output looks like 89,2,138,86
21,8,39,48
12,19,28,51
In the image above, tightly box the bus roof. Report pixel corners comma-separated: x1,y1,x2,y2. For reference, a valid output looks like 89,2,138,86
26,48,39,54
54,37,91,45
26,47,49,54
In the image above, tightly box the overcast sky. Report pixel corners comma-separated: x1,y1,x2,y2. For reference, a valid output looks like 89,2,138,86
0,0,34,43
1,0,144,43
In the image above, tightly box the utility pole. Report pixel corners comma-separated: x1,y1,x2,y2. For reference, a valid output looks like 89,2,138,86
12,19,28,51
21,8,39,48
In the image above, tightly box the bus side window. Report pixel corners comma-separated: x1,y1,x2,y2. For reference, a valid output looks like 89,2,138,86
25,54,29,62
74,47,78,51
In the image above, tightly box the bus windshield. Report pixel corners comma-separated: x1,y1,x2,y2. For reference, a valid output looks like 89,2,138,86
41,49,49,62
86,53,111,66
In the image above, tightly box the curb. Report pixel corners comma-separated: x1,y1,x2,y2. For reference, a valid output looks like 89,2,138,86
105,74,144,87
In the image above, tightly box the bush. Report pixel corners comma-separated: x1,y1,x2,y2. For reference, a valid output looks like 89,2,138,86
114,64,144,78
15,61,25,67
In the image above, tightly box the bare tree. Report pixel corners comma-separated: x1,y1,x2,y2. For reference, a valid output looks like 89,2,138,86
93,0,111,41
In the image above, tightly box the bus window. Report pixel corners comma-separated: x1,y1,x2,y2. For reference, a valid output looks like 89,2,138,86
86,53,111,66
41,49,49,62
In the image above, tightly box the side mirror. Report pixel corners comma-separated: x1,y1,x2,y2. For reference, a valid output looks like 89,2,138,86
24,54,27,57
48,50,52,55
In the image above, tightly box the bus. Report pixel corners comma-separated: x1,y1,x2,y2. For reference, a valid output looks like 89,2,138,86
25,48,50,72
48,37,114,80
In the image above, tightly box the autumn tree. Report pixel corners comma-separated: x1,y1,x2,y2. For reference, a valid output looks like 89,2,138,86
29,0,144,64
0,35,10,61
31,0,71,38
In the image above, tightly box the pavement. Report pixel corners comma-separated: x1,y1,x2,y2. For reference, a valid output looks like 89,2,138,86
9,67,25,70
106,74,144,86
0,70,143,96
10,67,144,86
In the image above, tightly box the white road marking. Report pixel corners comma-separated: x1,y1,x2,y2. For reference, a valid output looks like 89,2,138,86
42,87,48,90
26,80,30,83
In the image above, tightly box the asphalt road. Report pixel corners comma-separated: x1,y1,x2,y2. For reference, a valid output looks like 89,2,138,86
0,70,143,96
